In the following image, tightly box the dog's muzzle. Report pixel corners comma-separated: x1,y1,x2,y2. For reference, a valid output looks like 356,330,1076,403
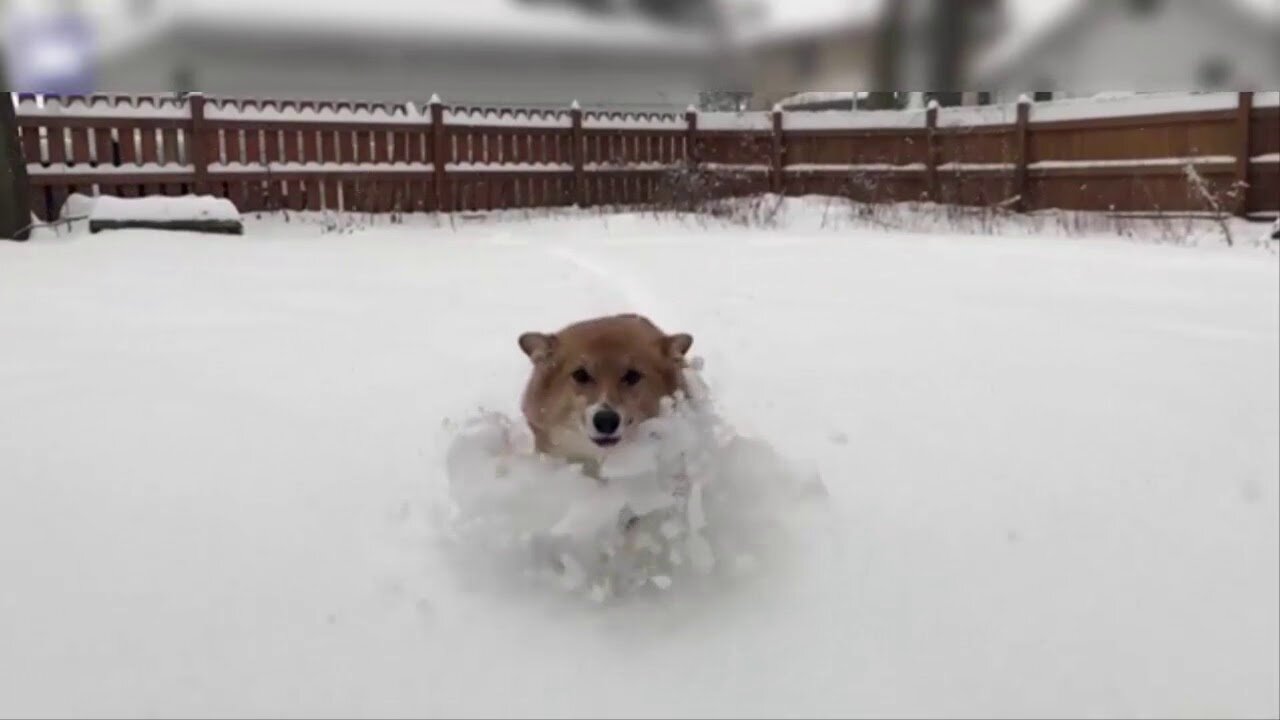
589,405,622,447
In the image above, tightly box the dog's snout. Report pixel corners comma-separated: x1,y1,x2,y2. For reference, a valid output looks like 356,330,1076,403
592,408,622,435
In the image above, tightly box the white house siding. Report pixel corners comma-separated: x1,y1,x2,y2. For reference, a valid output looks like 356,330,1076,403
982,2,1280,98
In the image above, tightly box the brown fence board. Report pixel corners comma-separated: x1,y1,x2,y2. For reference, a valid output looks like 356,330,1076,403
93,128,116,166
1251,108,1279,157
1247,166,1278,212
68,128,90,166
786,131,928,165
697,131,772,165
937,130,1015,165
1030,117,1236,163
263,129,283,165
47,127,67,165
19,126,43,165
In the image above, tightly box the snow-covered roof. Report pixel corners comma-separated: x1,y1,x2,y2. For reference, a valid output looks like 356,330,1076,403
88,0,713,60
776,91,867,108
974,0,1280,83
972,0,1082,81
728,0,881,45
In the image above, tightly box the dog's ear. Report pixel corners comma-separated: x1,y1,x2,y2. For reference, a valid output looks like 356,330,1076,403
518,332,557,363
662,333,693,361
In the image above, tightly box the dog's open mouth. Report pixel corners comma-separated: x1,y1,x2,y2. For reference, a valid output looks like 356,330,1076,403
592,436,621,448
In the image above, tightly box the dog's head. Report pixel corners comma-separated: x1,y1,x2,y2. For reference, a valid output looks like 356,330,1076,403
518,314,692,460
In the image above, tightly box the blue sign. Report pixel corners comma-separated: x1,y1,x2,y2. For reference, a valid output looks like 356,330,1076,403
5,12,96,95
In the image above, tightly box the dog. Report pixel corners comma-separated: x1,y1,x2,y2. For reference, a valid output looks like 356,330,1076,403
517,313,693,479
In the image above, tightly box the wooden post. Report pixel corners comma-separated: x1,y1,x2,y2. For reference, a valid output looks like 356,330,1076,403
1012,95,1030,212
0,90,33,240
685,105,699,166
570,100,585,207
1234,90,1253,217
188,92,209,196
925,100,939,201
430,95,447,213
770,104,785,194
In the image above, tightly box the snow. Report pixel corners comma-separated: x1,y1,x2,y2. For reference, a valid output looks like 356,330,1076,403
777,90,861,108
699,162,771,172
87,0,710,59
442,365,826,602
697,112,774,131
971,0,1086,81
1029,155,1235,169
730,0,879,44
1,199,1277,717
1256,91,1280,108
937,104,1019,128
784,109,929,131
15,95,190,120
88,194,241,223
210,162,433,174
937,162,1016,171
27,163,193,176
1029,91,1240,123
447,162,571,173
207,161,578,174
786,163,926,172
1252,153,1280,164
582,113,685,131
584,162,675,172
204,102,422,125
444,109,572,129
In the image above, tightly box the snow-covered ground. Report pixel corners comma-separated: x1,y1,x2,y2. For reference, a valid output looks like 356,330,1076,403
1,200,1277,718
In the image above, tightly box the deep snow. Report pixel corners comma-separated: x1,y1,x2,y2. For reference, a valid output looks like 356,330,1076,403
1,201,1277,718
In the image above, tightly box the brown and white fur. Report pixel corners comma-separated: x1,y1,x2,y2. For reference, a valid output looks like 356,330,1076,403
518,314,693,478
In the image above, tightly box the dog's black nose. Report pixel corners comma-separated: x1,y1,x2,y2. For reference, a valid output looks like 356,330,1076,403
592,408,621,435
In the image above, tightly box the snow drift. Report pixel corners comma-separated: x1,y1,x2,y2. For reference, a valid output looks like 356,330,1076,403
1,202,1275,717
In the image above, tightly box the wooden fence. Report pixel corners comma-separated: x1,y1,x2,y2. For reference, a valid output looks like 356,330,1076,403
13,91,1279,222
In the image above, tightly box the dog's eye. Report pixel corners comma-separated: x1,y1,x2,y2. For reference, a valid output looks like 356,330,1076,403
571,367,593,384
621,369,643,387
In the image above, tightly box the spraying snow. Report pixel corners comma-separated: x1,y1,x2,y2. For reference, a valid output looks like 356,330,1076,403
436,360,830,605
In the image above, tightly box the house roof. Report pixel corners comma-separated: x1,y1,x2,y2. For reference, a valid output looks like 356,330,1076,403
81,0,714,61
974,0,1280,83
776,90,868,108
727,0,882,46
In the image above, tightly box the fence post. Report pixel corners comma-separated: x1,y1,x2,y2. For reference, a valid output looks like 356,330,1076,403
685,104,699,166
570,100,585,207
188,92,209,196
925,100,939,201
1234,90,1252,217
1013,94,1030,212
430,94,447,213
770,103,784,195
0,90,33,240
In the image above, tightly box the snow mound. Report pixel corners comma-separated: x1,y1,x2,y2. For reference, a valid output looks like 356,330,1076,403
90,195,241,223
434,361,830,604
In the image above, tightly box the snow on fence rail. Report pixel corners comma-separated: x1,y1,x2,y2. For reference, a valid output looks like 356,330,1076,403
12,91,1278,221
